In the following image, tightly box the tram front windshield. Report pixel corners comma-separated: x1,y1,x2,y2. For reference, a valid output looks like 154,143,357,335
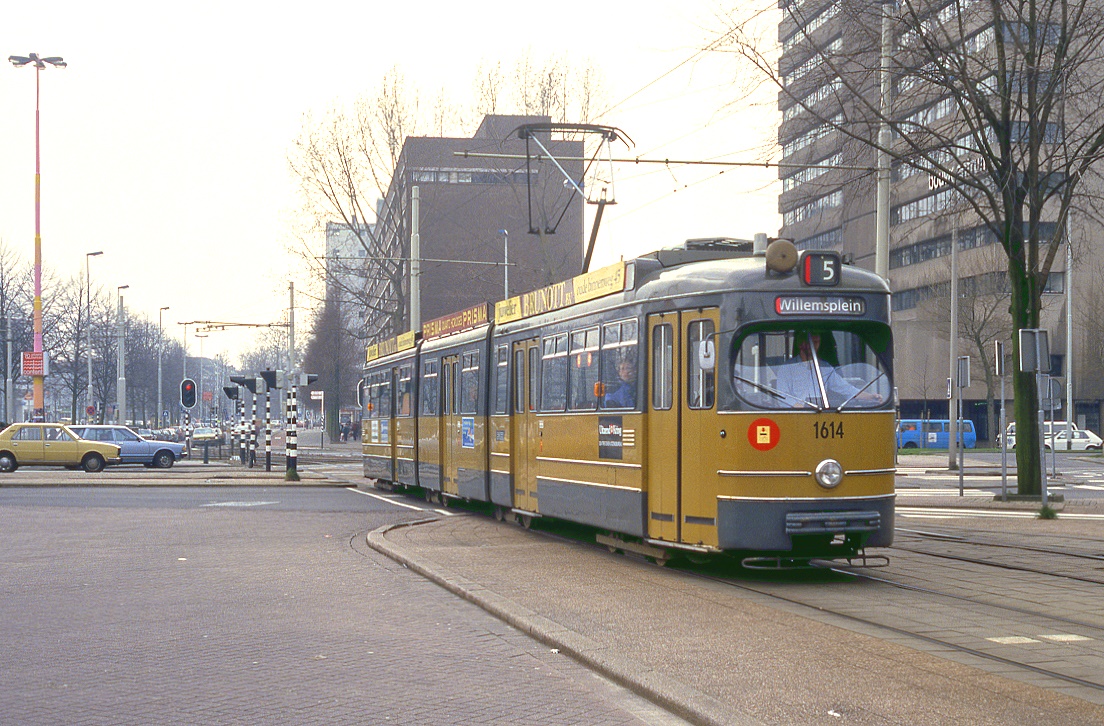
732,326,891,411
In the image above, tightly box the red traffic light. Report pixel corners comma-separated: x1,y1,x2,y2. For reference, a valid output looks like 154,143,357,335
180,378,198,408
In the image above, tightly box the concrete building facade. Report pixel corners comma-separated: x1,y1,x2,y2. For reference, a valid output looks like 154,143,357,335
775,1,1098,438
368,114,584,339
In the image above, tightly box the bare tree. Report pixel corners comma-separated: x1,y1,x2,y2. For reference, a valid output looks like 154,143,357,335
722,0,1104,494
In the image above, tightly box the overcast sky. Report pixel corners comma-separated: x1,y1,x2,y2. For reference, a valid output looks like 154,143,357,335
0,1,781,365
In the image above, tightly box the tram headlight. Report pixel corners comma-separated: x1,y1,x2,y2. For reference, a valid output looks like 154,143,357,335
815,459,843,489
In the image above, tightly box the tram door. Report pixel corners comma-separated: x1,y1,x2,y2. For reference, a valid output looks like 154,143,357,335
646,309,720,545
441,354,461,497
511,339,540,513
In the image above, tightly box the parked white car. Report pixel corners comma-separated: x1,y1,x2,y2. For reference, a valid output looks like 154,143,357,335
1000,421,1079,449
1044,429,1103,451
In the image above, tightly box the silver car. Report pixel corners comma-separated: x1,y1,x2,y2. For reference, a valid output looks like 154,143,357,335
69,425,187,468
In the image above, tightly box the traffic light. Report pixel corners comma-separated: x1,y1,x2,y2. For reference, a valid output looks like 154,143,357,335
260,369,278,390
222,386,239,400
180,378,198,409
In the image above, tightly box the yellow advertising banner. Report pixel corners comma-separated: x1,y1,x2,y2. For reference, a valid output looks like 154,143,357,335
422,302,490,340
494,261,626,324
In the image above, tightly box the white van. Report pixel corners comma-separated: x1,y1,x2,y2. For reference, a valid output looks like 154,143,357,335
1000,420,1078,449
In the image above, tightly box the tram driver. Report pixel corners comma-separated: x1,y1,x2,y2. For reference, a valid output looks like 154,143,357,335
773,330,872,408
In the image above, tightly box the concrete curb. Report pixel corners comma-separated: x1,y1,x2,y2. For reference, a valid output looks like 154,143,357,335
366,518,761,726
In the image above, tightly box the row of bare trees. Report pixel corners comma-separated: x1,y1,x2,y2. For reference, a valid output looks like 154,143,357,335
0,240,192,425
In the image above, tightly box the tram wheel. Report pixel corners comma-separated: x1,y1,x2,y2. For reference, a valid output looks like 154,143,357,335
494,506,505,522
425,489,437,504
520,514,533,529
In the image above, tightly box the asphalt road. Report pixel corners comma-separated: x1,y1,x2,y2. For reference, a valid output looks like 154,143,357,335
0,485,683,725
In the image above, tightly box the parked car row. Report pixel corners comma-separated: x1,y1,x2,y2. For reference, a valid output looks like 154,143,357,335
897,418,1102,451
0,422,188,473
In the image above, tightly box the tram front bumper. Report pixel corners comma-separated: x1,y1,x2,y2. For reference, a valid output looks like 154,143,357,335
716,495,895,551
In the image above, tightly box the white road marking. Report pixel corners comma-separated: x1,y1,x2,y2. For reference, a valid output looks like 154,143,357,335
899,506,1104,521
201,501,280,508
896,488,990,497
987,636,1039,645
1039,634,1093,643
344,486,433,512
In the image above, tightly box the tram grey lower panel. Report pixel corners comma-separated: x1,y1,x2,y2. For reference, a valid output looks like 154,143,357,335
418,462,441,492
457,467,489,501
537,478,644,537
364,455,392,481
716,496,895,551
395,458,417,487
490,472,512,507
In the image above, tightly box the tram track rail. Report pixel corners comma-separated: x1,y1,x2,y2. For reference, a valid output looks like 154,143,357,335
363,485,1104,700
574,523,1104,698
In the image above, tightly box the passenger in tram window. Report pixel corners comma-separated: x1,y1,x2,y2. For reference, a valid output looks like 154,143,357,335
603,356,637,408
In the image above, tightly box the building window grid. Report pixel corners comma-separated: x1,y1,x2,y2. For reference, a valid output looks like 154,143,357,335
782,152,842,191
783,113,843,157
784,78,843,122
890,222,1057,269
411,167,536,185
782,4,841,52
783,190,842,227
795,227,842,250
782,37,843,87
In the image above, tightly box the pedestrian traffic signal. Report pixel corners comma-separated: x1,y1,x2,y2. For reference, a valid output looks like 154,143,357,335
180,378,197,409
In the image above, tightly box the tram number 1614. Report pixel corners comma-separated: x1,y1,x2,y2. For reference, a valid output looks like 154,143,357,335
813,421,844,439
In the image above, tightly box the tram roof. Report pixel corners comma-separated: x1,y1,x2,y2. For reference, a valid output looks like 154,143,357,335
365,239,890,366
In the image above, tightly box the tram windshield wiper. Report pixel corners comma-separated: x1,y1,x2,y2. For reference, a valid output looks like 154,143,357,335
836,371,888,412
734,375,821,411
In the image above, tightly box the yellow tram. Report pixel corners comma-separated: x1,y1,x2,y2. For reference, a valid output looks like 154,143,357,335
362,238,895,566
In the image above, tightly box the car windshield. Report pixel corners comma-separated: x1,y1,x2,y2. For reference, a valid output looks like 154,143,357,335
732,325,892,411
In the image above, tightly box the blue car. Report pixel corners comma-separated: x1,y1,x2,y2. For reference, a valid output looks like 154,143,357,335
70,425,187,468
897,419,976,449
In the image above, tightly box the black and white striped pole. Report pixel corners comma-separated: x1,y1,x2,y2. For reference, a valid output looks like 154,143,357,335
249,377,260,467
264,384,272,472
286,384,298,479
286,282,300,481
222,385,240,464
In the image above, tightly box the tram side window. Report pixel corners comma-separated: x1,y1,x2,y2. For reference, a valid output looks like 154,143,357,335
541,334,568,411
397,365,413,417
460,351,480,415
600,319,639,410
688,320,715,410
421,360,438,416
494,345,509,415
367,379,379,419
652,324,673,410
514,350,526,413
379,378,392,419
569,327,600,410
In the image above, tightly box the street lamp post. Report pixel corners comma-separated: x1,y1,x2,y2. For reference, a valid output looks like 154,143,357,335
116,285,128,424
9,53,66,421
85,251,103,422
196,333,208,423
499,229,509,299
158,306,169,428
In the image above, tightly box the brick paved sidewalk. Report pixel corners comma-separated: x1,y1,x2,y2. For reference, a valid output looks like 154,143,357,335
371,515,1104,726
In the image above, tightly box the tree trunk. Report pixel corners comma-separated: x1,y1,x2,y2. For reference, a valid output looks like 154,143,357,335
1009,254,1041,496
